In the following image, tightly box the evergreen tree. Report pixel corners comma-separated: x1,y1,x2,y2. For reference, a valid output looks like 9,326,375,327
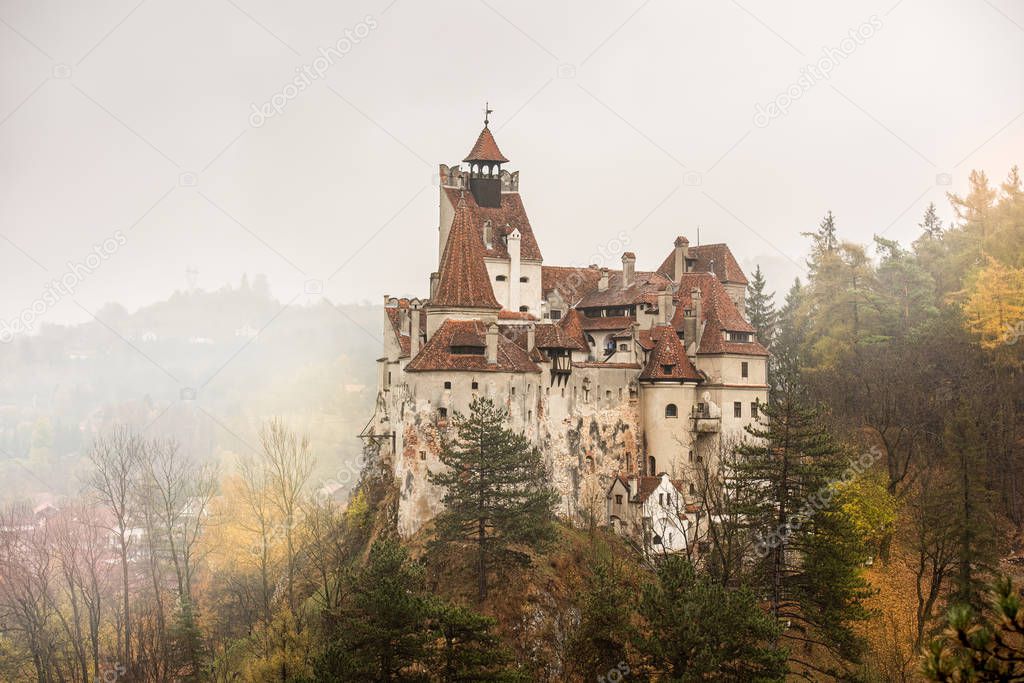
745,265,778,348
919,201,944,238
635,556,787,681
429,397,558,602
567,543,637,680
802,210,839,269
315,537,430,681
427,602,522,682
924,575,1024,681
872,235,938,336
730,393,872,676
944,405,999,613
769,278,807,395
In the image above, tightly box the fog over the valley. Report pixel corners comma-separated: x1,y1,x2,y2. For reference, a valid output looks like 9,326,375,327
1,0,1022,498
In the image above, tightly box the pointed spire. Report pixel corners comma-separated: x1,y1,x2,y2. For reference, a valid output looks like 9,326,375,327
639,324,701,381
464,126,508,164
431,195,501,310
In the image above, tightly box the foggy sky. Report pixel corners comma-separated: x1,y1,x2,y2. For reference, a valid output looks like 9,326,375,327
2,0,1022,331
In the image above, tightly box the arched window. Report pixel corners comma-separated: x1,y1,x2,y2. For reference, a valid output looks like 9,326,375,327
665,404,678,418
472,164,479,174
482,164,490,176
648,455,656,474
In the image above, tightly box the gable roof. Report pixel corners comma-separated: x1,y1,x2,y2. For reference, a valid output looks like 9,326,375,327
431,197,501,310
463,125,509,163
639,324,702,381
442,186,542,261
657,243,749,285
406,319,540,374
385,299,426,357
675,272,768,356
541,265,602,305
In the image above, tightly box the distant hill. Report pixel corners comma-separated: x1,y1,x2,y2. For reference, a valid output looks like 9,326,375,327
0,278,380,504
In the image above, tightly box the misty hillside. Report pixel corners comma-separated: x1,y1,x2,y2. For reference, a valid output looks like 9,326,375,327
0,277,380,505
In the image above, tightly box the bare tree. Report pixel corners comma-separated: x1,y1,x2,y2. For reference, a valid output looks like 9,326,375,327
86,426,144,675
238,454,277,631
258,418,314,616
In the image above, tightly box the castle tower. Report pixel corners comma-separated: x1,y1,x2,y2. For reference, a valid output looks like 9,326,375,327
463,124,508,209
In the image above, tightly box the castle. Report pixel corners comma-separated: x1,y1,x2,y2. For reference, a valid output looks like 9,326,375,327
361,118,768,550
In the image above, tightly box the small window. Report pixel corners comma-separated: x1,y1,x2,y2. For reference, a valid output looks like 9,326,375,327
662,364,673,374
688,450,694,463
648,456,656,474
751,401,759,418
511,387,516,395
528,410,532,420
665,404,678,418
550,310,562,320
741,361,749,378
605,390,611,399
619,343,628,351
653,534,663,545
689,483,696,495
495,275,507,282
419,450,426,461
615,494,623,505
519,306,529,312
733,401,742,418
658,493,664,505
519,276,528,283
444,381,452,389
439,407,448,418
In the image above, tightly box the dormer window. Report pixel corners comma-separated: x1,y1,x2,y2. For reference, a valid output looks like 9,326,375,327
495,275,507,282
726,331,752,342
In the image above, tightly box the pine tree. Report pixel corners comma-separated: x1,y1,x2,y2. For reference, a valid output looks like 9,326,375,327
635,556,787,681
745,265,778,348
770,278,807,395
730,392,872,676
802,210,839,270
316,536,430,681
427,602,521,682
429,397,558,602
567,543,637,680
919,201,944,238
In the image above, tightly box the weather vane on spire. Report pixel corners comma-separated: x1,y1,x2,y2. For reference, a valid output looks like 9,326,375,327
484,101,493,126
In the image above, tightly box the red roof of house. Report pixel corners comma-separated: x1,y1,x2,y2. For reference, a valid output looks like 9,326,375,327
580,315,635,331
541,265,602,305
406,320,540,374
674,272,768,356
639,324,702,381
632,475,687,503
464,126,509,163
658,242,749,285
442,186,542,261
576,271,672,308
431,197,501,310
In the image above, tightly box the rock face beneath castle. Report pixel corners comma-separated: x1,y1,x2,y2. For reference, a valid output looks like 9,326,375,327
362,121,768,540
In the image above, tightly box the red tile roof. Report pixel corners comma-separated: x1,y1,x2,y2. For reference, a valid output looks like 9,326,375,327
632,475,686,503
639,324,702,381
580,315,635,331
576,270,672,308
541,265,602,304
675,272,767,356
442,187,542,261
657,243,749,285
431,196,501,310
406,320,540,374
463,126,509,163
574,362,641,369
497,310,538,320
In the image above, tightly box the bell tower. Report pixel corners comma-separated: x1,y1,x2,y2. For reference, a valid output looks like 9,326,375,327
463,104,507,209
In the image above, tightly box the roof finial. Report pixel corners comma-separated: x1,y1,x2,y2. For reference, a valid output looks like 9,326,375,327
484,101,493,127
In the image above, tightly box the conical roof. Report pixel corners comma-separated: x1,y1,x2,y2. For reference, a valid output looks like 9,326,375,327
463,126,509,163
431,196,501,310
639,324,702,381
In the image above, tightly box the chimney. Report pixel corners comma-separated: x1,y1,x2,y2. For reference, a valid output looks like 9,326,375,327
508,228,522,312
598,267,610,292
486,323,498,364
409,304,422,357
657,289,671,324
527,323,535,352
691,286,703,347
629,476,638,500
621,252,636,288
429,272,439,300
673,236,690,278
